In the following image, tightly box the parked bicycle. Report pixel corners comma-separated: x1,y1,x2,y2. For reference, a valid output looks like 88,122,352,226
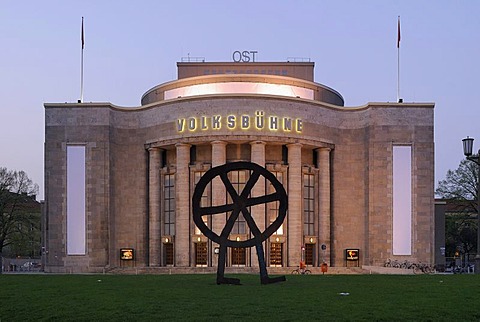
292,261,311,274
384,259,436,274
384,258,402,268
452,264,474,274
413,262,435,274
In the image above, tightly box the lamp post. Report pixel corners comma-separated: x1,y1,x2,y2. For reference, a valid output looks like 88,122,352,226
462,136,480,274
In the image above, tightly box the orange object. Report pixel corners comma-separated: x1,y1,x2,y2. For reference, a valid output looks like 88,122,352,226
321,262,328,273
300,261,306,269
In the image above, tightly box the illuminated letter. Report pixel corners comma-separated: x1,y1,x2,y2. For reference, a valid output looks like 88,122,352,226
241,115,250,129
255,111,264,129
177,119,185,132
212,115,221,129
227,115,236,129
283,118,292,131
188,117,196,131
296,119,303,132
232,51,241,62
269,116,278,130
201,116,208,130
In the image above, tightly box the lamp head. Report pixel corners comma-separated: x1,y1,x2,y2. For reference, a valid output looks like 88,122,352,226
463,136,474,157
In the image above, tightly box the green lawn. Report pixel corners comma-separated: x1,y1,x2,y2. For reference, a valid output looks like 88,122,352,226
0,273,479,321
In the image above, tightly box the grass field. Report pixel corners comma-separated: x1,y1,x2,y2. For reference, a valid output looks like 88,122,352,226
0,273,479,321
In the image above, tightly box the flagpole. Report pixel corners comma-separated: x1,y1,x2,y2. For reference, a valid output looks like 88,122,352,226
80,17,84,103
397,16,401,103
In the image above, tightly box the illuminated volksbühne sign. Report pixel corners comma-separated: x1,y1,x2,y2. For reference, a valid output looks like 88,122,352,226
345,249,359,261
176,110,303,133
120,248,134,260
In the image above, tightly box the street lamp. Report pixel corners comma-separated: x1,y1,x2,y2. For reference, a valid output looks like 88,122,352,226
462,136,480,274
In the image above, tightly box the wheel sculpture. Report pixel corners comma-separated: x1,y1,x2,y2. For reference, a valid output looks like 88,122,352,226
192,161,287,285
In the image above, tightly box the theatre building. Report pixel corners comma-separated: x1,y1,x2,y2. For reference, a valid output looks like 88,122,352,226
43,59,435,273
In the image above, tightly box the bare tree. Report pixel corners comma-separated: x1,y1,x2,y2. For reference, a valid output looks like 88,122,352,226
436,159,478,211
0,167,39,273
436,159,478,259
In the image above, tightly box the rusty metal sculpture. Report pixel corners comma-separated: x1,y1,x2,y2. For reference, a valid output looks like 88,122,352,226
192,161,287,285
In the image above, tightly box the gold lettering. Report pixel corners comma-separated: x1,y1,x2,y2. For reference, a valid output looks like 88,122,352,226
241,115,250,129
227,115,236,129
269,116,278,130
296,119,303,132
176,119,185,132
177,113,302,133
283,118,292,131
188,117,196,131
212,115,221,129
255,110,264,129
201,116,208,130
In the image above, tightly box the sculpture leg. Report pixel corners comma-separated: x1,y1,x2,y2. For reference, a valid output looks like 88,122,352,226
256,243,286,285
216,244,240,285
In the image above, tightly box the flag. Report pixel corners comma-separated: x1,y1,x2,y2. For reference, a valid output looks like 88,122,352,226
81,17,84,49
397,16,401,48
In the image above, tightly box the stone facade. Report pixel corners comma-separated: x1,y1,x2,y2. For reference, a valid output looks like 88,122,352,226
43,62,434,273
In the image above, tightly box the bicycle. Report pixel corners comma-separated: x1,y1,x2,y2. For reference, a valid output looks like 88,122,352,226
413,262,435,274
291,266,311,275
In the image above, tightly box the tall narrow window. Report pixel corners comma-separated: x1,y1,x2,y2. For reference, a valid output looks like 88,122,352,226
194,171,211,235
164,174,175,236
267,171,284,235
393,146,412,255
303,173,315,236
227,170,248,234
66,145,86,255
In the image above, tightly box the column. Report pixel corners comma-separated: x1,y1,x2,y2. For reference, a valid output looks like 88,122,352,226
175,143,190,266
148,147,162,266
317,148,331,266
211,141,227,267
250,141,266,267
287,143,302,267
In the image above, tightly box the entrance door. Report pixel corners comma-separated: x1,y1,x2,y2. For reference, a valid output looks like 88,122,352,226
195,242,208,267
305,243,315,266
164,243,174,266
270,243,283,267
231,247,246,266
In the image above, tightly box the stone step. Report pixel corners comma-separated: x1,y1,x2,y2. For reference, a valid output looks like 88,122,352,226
106,266,369,275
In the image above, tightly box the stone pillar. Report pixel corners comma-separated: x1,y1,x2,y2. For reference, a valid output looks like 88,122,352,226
287,143,302,267
148,147,162,266
211,141,227,267
317,148,331,266
250,141,266,268
175,143,190,266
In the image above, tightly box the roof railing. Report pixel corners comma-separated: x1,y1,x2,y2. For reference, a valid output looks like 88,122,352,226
286,57,311,62
181,56,206,62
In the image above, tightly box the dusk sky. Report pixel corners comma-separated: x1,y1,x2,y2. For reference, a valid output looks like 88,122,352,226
1,1,479,200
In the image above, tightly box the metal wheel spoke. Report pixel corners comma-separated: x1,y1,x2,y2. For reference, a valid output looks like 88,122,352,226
241,208,261,237
240,170,260,198
246,192,281,207
220,172,240,202
221,208,241,238
198,203,235,216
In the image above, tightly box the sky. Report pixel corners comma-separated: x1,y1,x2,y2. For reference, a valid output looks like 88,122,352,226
1,0,479,200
